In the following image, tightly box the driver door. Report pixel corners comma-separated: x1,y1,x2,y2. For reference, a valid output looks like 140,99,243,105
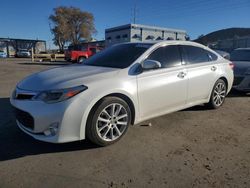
137,45,188,120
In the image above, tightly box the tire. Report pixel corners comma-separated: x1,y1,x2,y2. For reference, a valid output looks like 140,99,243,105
86,97,131,146
78,57,86,64
207,79,227,109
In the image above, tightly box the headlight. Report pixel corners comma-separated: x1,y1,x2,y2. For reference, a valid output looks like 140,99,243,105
245,68,250,75
34,85,88,103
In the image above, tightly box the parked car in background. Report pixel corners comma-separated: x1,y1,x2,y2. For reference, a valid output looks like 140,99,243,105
0,50,7,58
65,44,103,63
16,49,31,58
10,41,233,146
214,50,230,60
230,48,250,93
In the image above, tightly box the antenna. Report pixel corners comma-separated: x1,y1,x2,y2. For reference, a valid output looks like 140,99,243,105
132,2,138,24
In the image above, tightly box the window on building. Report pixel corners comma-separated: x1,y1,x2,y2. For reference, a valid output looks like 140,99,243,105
156,36,163,40
122,34,128,38
167,37,174,40
146,35,155,40
116,35,121,40
122,34,128,41
106,37,112,43
132,34,141,39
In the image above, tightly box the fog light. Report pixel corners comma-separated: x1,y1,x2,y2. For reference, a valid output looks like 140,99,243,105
44,122,59,136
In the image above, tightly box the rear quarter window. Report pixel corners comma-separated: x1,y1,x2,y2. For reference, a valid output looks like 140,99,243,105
206,50,218,61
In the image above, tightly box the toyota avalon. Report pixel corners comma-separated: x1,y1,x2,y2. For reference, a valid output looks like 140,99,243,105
10,41,234,146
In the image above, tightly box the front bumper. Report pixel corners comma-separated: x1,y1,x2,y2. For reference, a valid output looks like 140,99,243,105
233,75,250,92
10,95,89,143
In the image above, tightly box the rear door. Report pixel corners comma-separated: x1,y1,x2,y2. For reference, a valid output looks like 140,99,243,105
180,45,219,104
137,45,188,120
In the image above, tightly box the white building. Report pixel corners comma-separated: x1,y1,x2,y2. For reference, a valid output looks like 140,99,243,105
105,24,187,47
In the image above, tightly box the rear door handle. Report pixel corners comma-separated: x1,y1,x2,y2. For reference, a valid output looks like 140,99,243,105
211,66,217,71
177,72,187,78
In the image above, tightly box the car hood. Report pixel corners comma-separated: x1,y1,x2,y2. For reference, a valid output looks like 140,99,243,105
17,65,120,91
232,61,250,75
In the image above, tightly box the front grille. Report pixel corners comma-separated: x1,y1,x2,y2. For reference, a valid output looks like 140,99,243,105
233,77,244,86
16,94,34,100
14,108,34,130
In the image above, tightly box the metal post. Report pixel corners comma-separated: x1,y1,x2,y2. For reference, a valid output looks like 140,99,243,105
6,41,10,58
31,47,34,62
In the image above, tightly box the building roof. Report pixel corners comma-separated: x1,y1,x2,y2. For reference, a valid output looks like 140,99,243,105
106,23,186,34
0,37,45,42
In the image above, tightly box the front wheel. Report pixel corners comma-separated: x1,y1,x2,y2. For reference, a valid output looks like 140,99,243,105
207,79,227,109
86,97,131,146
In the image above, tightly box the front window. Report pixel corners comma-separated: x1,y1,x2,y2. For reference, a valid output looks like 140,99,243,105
83,43,152,69
230,50,250,61
147,45,182,68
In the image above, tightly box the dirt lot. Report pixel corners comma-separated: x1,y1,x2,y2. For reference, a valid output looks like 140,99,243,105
0,59,249,188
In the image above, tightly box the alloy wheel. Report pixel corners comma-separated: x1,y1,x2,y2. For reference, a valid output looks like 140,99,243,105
213,82,226,106
96,103,128,142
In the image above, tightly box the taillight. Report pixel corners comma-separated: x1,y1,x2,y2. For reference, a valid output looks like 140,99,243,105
229,62,234,69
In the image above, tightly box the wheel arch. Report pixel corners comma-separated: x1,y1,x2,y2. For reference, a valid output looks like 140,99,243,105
79,92,137,140
207,76,229,103
218,76,229,92
87,93,136,125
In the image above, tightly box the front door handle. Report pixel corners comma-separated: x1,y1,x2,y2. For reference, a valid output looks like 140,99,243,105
177,72,187,78
211,66,217,71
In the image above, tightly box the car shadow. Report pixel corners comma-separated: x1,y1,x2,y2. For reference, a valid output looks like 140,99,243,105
178,89,249,112
227,89,250,98
0,98,99,161
182,105,211,112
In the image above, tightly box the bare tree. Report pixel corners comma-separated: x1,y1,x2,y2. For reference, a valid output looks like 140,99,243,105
49,6,96,51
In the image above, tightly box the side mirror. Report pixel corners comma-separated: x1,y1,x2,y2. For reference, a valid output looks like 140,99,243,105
143,59,161,70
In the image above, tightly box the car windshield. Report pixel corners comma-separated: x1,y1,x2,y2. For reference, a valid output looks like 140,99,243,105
0,50,4,53
230,50,250,61
83,43,152,68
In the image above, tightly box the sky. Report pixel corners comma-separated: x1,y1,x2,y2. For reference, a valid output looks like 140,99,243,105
0,0,250,49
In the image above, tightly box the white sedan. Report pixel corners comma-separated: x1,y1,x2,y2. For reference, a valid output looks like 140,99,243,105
10,41,234,146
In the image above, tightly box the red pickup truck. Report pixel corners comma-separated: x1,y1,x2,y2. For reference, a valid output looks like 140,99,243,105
65,45,103,63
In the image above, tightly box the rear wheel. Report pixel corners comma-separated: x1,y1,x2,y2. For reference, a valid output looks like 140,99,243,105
78,57,86,64
86,97,131,146
207,79,227,109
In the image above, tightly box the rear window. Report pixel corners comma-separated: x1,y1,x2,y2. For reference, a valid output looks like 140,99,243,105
230,50,250,61
68,45,87,51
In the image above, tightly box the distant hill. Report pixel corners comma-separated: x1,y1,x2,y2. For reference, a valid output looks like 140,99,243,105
194,28,250,45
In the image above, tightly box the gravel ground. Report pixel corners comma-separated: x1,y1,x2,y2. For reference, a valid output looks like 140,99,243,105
0,59,249,188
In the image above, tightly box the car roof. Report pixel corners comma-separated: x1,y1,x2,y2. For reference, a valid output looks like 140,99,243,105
123,40,207,48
